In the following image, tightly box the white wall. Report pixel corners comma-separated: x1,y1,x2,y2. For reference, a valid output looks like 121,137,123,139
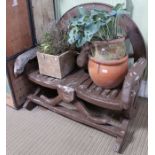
131,0,148,45
60,0,126,15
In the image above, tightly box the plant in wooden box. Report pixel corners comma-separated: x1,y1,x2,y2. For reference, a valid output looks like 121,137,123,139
37,23,75,79
67,4,129,88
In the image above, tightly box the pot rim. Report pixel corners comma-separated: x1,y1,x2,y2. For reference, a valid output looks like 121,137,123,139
89,55,128,66
37,50,71,57
92,36,126,45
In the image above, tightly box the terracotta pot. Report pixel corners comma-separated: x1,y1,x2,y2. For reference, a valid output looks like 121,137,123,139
88,56,128,88
88,38,128,88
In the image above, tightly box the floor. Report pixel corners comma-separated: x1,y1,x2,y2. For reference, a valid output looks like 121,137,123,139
6,97,148,155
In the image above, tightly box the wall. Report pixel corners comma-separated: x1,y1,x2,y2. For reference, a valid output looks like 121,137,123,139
131,0,148,46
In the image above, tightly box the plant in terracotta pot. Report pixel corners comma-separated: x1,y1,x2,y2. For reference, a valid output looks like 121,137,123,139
37,22,76,79
67,4,129,88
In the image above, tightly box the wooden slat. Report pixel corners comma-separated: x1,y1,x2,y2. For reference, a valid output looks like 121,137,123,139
87,83,97,93
101,89,111,97
94,86,103,95
31,0,55,42
79,78,93,89
109,89,119,99
28,70,61,89
28,69,122,110
28,69,89,90
60,70,86,87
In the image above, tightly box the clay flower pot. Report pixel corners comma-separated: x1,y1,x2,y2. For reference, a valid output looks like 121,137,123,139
88,37,128,88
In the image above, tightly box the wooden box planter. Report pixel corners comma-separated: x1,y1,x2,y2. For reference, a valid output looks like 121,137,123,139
37,51,76,79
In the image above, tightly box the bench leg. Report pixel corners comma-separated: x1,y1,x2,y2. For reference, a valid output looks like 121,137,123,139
23,88,40,110
114,119,129,153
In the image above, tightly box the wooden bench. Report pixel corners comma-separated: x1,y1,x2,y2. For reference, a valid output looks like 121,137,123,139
22,3,147,153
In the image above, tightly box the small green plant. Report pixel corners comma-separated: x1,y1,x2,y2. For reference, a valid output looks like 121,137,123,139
38,22,69,55
67,3,129,48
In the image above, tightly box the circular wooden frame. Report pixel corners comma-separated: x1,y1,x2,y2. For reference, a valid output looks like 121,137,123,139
58,3,146,61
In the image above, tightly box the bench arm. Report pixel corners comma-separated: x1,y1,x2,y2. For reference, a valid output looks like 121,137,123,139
14,47,37,77
121,57,147,109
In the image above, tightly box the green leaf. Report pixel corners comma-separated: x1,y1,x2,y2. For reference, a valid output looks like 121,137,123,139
85,22,101,34
67,3,128,47
77,37,87,47
113,3,124,11
68,26,81,44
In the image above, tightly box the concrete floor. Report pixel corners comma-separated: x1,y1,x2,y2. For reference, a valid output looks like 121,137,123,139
6,97,148,155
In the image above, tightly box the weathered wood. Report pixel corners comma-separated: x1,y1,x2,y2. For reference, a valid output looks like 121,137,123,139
7,0,32,57
27,59,145,111
87,83,97,93
31,0,55,42
94,86,103,95
114,119,129,152
79,78,92,89
101,89,111,97
77,86,122,110
76,43,92,68
57,85,75,103
121,58,147,110
7,60,35,108
73,100,109,125
23,87,40,110
37,51,75,79
30,96,125,138
109,89,119,99
57,70,89,102
28,69,87,93
40,95,62,106
58,3,147,61
26,92,129,153
28,70,61,89
59,70,89,90
27,57,146,112
23,3,147,153
14,48,37,77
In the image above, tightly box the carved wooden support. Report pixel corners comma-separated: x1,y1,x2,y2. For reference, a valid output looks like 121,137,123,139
23,87,40,110
76,43,92,68
14,47,37,77
27,94,128,139
27,94,62,107
23,58,146,153
57,85,75,103
121,58,147,110
40,95,62,106
73,100,127,128
26,93,128,153
114,119,129,152
73,100,109,125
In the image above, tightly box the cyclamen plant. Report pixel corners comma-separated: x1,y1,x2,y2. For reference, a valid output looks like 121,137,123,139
67,4,129,48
